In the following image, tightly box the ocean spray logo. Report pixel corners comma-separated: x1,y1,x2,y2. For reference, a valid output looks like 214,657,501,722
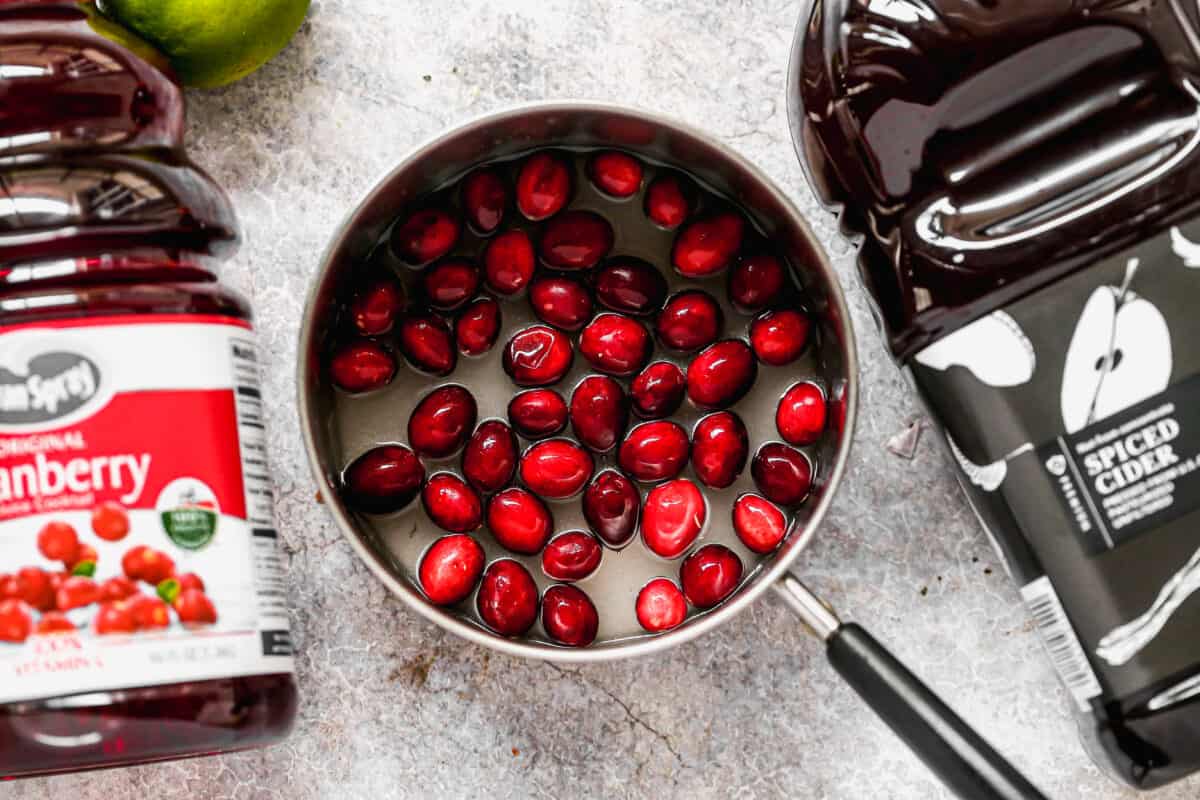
0,352,99,426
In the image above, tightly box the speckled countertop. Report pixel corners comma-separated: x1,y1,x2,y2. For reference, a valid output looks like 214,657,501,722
10,1,1200,798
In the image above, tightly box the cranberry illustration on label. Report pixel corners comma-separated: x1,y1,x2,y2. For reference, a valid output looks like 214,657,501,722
516,152,571,221
641,478,706,559
588,151,643,197
94,602,136,635
56,576,99,611
504,325,574,387
12,567,55,611
330,339,396,394
542,584,599,647
672,211,744,277
529,275,593,331
776,382,826,446
36,612,75,635
100,576,139,603
350,278,405,336
656,290,722,352
455,297,502,357
508,389,568,439
177,573,206,593
539,210,614,271
343,444,426,514
691,411,749,489
484,229,536,295
398,313,457,376
122,546,175,586
542,532,603,582
408,385,478,459
91,501,130,542
680,544,743,609
37,521,78,564
729,254,786,314
461,168,508,234
477,559,540,636
619,420,690,483
419,534,485,606
422,259,480,312
462,420,518,494
751,443,813,507
594,258,668,316
0,599,31,642
686,339,757,410
749,309,811,366
636,578,687,632
733,494,788,554
520,439,594,500
580,313,651,376
570,375,628,453
582,469,640,548
130,595,170,630
486,487,554,555
631,362,685,419
173,589,217,626
392,208,460,265
422,473,484,533
644,173,693,229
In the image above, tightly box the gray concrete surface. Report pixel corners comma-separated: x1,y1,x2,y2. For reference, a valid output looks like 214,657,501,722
12,0,1200,797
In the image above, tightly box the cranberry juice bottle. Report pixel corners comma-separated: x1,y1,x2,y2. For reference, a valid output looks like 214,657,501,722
794,0,1200,790
0,1,296,777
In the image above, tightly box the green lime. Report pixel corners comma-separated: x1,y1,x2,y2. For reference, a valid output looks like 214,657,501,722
99,0,310,89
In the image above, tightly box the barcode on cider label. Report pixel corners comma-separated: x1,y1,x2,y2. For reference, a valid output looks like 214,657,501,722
1021,576,1103,712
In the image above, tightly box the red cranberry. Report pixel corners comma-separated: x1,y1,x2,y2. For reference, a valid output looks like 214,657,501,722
588,151,643,197
477,559,540,637
691,411,749,489
636,578,687,632
631,362,685,418
343,445,426,514
619,420,690,483
542,532,603,582
541,584,599,647
419,534,485,605
398,313,456,376
483,229,536,295
392,208,459,265
644,173,693,229
504,325,574,387
529,274,593,331
462,420,518,493
580,313,651,376
486,488,554,554
520,439,594,500
686,340,757,410
455,297,501,356
330,339,395,394
656,291,722,352
776,382,827,446
751,443,813,506
733,494,788,554
729,254,787,313
350,278,404,336
516,152,571,221
594,258,668,316
422,473,483,533
582,469,640,548
508,389,568,438
570,375,628,453
462,168,508,234
750,309,811,366
680,544,743,608
539,210,614,271
642,479,706,559
672,211,745,277
422,259,480,311
408,385,478,458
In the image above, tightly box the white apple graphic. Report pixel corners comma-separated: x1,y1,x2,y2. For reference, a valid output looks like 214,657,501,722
1061,260,1172,433
915,310,1035,387
946,434,1007,492
1171,226,1200,268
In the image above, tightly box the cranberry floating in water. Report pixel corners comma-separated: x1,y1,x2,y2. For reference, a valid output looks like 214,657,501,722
529,274,593,331
588,151,643,197
630,361,685,419
398,313,457,376
462,168,508,234
408,385,478,459
582,469,640,548
422,473,483,533
342,445,426,514
483,229,536,295
580,313,651,377
636,578,687,632
656,290,722,352
570,375,628,453
733,494,788,554
751,443,813,507
477,559,540,637
540,210,614,271
392,208,459,265
680,544,743,609
672,211,745,277
508,389,568,438
686,339,757,410
645,173,693,229
504,324,574,387
594,258,668,316
520,439,594,500
350,278,404,336
422,259,480,312
330,339,395,394
542,585,599,647
641,478,706,559
776,382,827,446
461,420,518,493
419,534,485,606
542,532,603,582
619,420,690,483
456,297,501,356
729,254,787,314
750,309,811,366
516,152,571,221
487,487,554,554
691,411,749,489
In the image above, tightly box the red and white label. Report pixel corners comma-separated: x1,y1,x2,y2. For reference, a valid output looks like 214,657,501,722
0,315,294,704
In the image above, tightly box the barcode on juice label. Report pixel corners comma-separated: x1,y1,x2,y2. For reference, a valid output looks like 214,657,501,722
1021,576,1103,712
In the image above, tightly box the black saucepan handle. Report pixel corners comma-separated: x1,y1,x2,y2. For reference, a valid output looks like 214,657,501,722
827,623,1047,800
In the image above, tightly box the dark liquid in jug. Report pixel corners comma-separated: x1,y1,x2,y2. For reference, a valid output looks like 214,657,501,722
795,0,1200,790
